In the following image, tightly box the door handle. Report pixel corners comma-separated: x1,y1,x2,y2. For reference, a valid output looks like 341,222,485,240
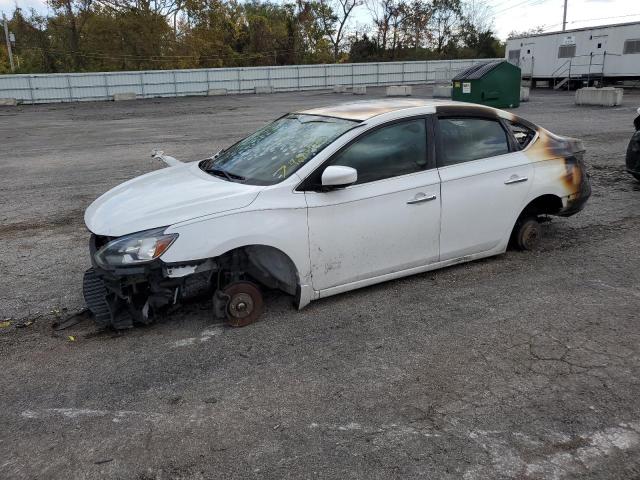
407,193,437,204
504,176,528,185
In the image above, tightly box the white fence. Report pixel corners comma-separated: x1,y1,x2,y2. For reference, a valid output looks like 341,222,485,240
0,59,499,104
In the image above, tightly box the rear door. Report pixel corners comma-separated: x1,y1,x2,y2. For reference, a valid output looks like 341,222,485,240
436,114,533,261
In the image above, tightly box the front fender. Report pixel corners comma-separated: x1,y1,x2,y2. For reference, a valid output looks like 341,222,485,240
161,208,312,288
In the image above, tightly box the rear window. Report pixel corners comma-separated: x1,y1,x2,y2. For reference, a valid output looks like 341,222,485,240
507,121,537,149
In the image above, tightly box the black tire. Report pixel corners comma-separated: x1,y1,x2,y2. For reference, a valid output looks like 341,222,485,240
223,281,264,327
513,217,542,251
632,173,640,182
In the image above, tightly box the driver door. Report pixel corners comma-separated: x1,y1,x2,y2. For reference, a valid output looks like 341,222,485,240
302,118,441,292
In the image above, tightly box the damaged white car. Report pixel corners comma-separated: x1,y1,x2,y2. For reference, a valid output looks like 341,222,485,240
84,99,590,329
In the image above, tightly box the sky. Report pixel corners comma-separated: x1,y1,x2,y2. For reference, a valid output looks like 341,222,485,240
1,0,639,41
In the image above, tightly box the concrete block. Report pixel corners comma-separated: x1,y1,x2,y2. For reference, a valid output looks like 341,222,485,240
113,92,137,101
433,85,451,98
254,86,274,94
0,97,18,106
208,88,227,96
352,86,367,95
386,85,412,97
333,85,348,93
575,87,623,107
520,86,530,102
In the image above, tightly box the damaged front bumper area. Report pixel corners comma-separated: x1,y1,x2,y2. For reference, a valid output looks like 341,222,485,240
83,234,215,329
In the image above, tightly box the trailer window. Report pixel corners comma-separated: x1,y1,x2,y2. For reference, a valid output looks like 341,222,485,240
623,39,640,54
508,49,520,65
558,45,576,58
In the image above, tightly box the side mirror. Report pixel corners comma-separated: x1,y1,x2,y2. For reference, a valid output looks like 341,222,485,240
321,166,357,190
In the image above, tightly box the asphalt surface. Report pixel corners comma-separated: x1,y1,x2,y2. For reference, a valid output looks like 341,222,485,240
1,86,640,479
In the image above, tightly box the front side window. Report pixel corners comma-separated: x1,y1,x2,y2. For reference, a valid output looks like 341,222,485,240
330,119,428,184
438,117,509,166
200,114,357,185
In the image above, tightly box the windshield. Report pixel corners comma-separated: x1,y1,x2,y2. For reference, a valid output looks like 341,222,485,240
200,114,358,185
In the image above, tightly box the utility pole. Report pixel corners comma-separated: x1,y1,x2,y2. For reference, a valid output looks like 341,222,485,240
562,0,568,31
3,13,15,72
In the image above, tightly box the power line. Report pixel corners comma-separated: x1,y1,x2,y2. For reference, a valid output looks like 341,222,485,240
492,0,550,16
541,12,640,31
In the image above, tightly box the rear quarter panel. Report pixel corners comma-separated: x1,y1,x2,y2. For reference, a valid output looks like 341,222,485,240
521,127,590,213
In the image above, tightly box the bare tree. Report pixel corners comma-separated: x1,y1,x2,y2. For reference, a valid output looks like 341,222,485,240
94,0,185,33
429,0,462,54
366,0,397,55
401,0,433,51
318,0,361,60
462,0,493,34
47,0,93,68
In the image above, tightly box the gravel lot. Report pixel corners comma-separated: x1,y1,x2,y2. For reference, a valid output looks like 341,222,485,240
1,86,640,479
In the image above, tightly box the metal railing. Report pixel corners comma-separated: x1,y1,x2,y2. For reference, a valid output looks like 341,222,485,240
0,59,500,104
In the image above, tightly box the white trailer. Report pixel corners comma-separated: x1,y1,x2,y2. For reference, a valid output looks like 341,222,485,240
505,21,640,89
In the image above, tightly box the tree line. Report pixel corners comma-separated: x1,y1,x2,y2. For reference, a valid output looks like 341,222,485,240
0,0,505,74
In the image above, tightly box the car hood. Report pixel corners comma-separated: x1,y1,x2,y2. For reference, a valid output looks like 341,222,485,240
85,162,262,237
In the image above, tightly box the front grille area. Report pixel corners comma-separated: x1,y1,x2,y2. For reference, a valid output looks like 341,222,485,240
82,268,112,327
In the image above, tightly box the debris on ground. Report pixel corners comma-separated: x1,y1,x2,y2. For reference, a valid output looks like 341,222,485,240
51,309,90,331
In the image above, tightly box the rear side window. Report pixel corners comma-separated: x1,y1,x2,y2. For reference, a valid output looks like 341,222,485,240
331,119,427,184
507,121,537,149
437,117,509,166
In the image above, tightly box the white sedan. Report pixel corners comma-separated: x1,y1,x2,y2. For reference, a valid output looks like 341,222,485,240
83,99,591,328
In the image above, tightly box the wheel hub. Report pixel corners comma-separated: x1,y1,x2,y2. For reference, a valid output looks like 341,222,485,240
228,293,253,319
221,281,264,327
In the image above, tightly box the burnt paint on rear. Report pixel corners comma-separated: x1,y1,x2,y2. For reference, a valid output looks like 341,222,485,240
434,104,591,216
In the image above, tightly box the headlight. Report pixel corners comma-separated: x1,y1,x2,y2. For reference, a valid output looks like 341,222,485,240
95,227,178,267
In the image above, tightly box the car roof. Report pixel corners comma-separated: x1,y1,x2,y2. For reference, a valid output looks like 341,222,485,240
296,99,474,121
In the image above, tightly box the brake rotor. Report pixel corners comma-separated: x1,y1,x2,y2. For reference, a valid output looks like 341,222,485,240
222,281,264,327
518,218,541,251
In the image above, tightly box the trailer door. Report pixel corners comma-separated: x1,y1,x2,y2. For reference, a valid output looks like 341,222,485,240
521,42,536,77
591,34,608,80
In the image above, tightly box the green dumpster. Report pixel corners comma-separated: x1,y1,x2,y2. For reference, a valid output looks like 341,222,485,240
451,60,521,108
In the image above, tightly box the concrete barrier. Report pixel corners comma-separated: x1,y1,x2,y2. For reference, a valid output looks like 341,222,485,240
333,85,349,93
520,86,530,102
208,88,228,96
255,86,274,94
352,86,367,95
575,87,623,107
0,97,18,106
386,85,412,97
433,85,451,98
113,92,136,101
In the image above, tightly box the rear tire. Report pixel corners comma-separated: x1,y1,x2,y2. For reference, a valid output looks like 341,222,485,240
632,173,640,182
513,217,542,251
